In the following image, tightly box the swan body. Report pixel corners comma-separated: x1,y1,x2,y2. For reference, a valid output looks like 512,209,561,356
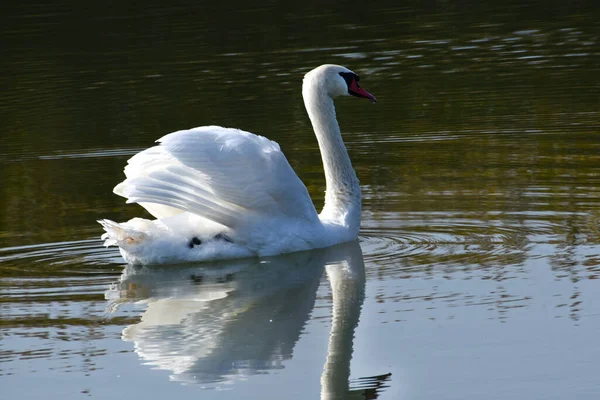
99,64,375,265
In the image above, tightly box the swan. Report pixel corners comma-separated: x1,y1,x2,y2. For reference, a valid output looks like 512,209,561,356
98,64,376,265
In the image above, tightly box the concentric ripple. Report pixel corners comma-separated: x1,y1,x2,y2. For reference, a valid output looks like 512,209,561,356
0,239,125,377
358,207,598,278
360,226,530,273
0,239,122,270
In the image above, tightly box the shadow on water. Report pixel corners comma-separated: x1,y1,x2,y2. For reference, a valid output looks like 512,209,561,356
106,241,391,398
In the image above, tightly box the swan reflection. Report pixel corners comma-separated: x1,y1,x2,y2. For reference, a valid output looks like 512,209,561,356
106,241,390,397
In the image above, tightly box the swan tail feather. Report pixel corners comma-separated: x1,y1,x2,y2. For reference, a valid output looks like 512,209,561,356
98,219,149,248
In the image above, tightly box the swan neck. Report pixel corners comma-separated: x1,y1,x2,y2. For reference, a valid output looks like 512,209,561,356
303,85,361,230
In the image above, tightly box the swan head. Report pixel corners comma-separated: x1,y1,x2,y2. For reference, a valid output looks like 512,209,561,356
303,64,376,103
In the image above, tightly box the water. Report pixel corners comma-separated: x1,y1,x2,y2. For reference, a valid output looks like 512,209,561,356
1,1,600,399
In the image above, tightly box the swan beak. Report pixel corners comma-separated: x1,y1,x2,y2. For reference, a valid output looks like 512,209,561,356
349,80,376,103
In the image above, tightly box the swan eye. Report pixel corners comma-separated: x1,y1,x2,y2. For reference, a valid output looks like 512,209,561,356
338,71,375,102
339,72,360,87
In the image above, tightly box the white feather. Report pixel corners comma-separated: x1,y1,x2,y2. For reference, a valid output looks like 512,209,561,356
116,126,318,227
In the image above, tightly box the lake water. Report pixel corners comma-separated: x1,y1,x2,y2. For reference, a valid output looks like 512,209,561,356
1,1,600,399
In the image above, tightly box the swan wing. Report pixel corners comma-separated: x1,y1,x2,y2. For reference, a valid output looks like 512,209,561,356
114,126,319,228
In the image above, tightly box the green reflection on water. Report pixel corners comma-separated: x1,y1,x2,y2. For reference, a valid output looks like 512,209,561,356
0,2,599,394
1,2,598,247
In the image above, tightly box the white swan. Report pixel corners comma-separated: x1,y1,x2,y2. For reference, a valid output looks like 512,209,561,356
99,64,376,265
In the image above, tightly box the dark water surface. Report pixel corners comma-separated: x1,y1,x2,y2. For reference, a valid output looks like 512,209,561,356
2,1,600,399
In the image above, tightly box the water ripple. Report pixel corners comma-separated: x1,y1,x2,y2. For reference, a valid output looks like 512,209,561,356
0,239,122,269
360,228,529,271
